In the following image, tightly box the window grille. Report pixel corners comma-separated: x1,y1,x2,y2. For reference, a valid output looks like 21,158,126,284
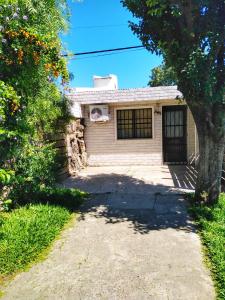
117,108,153,139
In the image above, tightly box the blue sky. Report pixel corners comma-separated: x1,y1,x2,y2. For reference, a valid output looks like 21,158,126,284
61,0,162,89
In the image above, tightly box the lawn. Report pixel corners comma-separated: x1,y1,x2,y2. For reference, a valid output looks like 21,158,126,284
0,188,86,279
190,193,225,300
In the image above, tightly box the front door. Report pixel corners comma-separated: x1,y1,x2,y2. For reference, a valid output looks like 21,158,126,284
162,105,187,163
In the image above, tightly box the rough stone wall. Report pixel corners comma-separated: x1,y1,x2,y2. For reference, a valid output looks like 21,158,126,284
66,119,87,176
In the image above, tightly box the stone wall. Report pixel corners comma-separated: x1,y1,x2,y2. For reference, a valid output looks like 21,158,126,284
47,119,87,179
66,119,87,176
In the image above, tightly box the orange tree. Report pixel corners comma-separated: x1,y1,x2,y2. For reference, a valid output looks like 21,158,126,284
0,1,70,203
122,0,225,204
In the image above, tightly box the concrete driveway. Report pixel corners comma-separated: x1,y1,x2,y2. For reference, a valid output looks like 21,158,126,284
2,166,215,300
64,165,197,194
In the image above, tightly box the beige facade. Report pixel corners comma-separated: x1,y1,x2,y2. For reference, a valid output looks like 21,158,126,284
82,100,196,166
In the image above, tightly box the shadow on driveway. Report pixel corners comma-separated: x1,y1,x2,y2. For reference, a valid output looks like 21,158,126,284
63,166,197,235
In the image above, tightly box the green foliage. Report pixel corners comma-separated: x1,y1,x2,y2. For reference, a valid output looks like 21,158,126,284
16,143,58,186
24,84,70,139
122,0,225,104
9,143,59,203
0,169,14,185
122,0,225,204
189,194,225,299
0,2,69,87
148,62,177,87
0,81,20,124
0,169,14,212
34,187,88,211
0,81,21,164
0,204,71,275
0,1,71,204
1,199,13,212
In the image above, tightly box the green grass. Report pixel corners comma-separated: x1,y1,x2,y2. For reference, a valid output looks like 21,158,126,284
0,204,71,277
189,193,225,300
0,187,87,278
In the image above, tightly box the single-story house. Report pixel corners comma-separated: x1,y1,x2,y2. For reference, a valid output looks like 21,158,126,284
67,74,199,167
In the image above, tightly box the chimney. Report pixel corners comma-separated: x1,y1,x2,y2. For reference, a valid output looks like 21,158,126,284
93,74,118,90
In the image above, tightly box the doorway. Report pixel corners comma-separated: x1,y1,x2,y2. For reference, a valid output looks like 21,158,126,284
162,105,187,163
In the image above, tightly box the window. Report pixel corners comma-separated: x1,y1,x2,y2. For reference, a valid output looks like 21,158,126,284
117,108,153,139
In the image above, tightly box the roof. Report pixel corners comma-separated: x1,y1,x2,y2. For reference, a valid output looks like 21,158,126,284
67,86,183,105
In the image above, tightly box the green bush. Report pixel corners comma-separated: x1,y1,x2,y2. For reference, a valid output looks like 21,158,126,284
189,194,225,300
10,182,87,209
9,143,59,204
32,187,88,211
0,1,70,208
1,199,13,212
16,143,58,185
0,169,15,186
0,169,15,212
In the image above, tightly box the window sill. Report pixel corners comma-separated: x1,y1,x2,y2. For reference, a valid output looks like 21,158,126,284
115,137,154,141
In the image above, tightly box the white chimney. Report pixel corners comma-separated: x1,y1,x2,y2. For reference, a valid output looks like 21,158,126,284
93,74,118,90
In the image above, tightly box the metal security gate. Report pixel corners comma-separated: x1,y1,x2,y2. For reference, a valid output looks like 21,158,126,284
163,105,187,164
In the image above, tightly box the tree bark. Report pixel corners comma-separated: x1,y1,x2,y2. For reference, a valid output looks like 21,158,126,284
193,109,225,205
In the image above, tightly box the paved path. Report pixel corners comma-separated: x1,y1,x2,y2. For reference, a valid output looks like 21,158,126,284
2,166,215,299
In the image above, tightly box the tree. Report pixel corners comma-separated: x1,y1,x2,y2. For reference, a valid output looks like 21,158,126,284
148,62,177,86
0,1,70,203
122,0,225,204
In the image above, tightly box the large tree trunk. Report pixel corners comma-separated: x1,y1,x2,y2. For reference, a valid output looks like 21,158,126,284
193,107,225,205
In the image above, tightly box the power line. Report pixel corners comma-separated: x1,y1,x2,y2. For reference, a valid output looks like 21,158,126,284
61,45,145,58
71,48,145,61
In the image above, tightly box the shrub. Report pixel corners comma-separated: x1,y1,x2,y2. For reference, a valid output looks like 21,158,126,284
9,143,59,204
0,1,70,208
0,169,15,212
35,187,87,210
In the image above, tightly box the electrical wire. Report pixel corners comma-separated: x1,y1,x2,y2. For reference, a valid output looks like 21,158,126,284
61,45,145,58
69,48,145,61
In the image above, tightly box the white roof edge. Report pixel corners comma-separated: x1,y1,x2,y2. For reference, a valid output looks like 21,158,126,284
78,97,182,105
67,85,178,94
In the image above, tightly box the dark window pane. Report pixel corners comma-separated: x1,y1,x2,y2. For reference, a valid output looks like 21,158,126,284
164,110,184,138
117,108,152,139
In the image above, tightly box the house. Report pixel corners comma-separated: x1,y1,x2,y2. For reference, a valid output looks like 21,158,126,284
67,75,198,167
